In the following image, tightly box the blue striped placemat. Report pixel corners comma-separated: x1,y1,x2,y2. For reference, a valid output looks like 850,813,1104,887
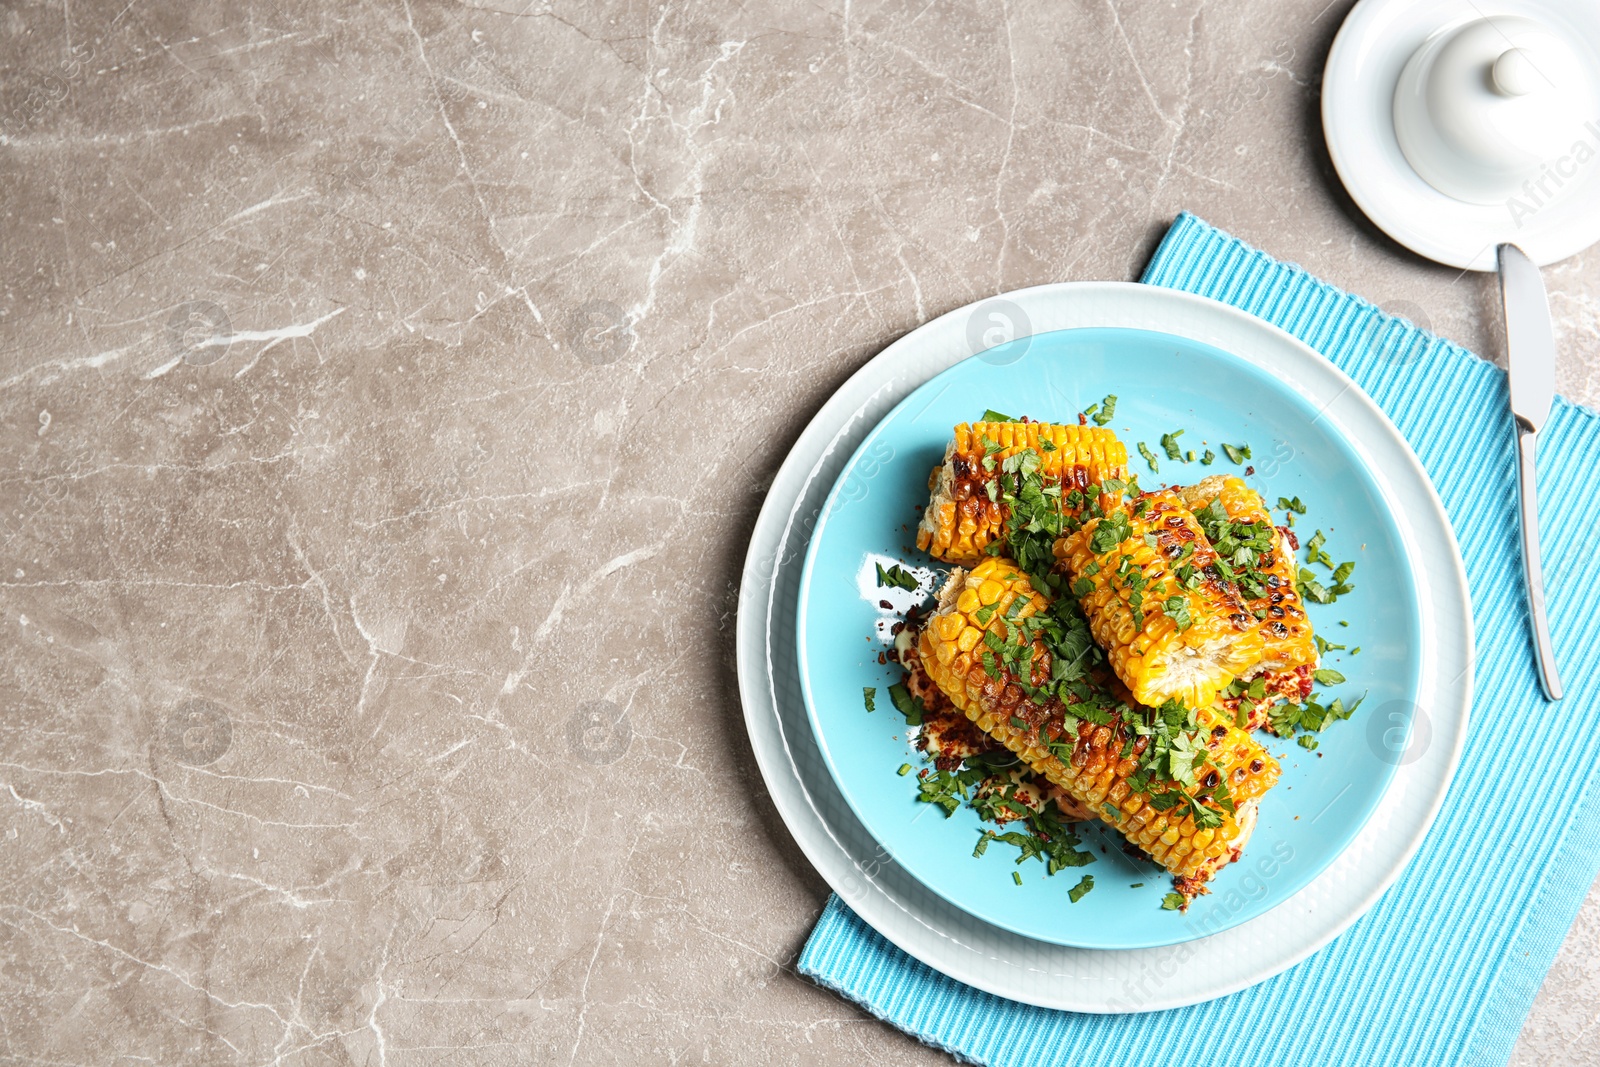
796,213,1600,1067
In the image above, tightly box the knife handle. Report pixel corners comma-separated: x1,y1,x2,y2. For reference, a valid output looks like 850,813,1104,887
1515,423,1563,700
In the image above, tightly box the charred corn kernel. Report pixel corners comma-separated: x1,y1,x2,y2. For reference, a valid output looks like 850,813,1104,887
916,421,1129,565
1054,489,1265,708
1181,475,1318,689
917,559,1280,883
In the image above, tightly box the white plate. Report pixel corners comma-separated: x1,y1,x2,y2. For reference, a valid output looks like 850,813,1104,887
1322,0,1600,271
736,282,1472,1012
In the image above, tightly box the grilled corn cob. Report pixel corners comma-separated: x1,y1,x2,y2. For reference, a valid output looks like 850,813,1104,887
1054,491,1264,709
1180,475,1317,689
918,558,1279,884
900,635,1092,821
916,421,1127,566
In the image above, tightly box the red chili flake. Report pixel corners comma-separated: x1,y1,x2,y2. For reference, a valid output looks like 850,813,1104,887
1245,465,1255,475
879,600,894,610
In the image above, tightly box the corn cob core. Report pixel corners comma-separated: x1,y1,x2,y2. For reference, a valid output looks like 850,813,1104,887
916,421,1127,565
1054,491,1265,709
1180,475,1318,687
918,558,1279,882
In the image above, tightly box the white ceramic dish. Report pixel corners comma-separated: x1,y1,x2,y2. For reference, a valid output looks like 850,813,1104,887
736,282,1472,1012
1323,0,1600,271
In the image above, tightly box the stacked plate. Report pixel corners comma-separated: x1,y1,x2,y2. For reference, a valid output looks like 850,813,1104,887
736,283,1472,1011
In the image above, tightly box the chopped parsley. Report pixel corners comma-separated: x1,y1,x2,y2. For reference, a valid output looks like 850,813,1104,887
1068,874,1095,903
1089,511,1132,555
888,682,925,726
1313,668,1346,686
876,562,920,591
1090,394,1117,426
916,769,963,815
953,778,1098,876
1305,530,1334,569
1161,892,1186,911
1200,449,1216,465
1297,530,1356,602
1268,691,1365,741
1193,497,1277,601
1298,567,1334,605
1278,495,1307,515
863,687,876,712
1221,442,1249,465
1314,635,1346,655
1137,441,1160,473
982,408,1018,423
1160,430,1186,461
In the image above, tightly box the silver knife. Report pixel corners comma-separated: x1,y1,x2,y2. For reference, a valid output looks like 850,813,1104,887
1498,243,1563,701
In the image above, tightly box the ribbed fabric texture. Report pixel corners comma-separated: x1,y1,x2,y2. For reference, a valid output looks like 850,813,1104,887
798,213,1600,1067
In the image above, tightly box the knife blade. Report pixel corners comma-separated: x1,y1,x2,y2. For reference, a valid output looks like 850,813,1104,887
1502,244,1556,434
1498,243,1562,700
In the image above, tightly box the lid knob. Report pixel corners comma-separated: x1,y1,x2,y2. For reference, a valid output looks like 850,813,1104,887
1492,48,1544,97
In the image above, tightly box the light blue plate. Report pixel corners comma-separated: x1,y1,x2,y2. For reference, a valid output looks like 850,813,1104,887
795,327,1422,950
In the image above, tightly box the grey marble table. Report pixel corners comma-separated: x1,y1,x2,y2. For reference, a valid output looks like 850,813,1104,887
1,0,1595,1063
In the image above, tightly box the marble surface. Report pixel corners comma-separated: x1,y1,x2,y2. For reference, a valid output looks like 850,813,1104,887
1,0,1596,1062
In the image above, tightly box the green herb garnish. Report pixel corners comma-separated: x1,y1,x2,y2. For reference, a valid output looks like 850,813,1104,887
876,562,920,591
1160,430,1186,461
888,682,925,726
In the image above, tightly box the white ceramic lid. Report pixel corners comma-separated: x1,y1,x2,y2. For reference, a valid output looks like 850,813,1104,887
1324,0,1600,270
1394,16,1596,204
